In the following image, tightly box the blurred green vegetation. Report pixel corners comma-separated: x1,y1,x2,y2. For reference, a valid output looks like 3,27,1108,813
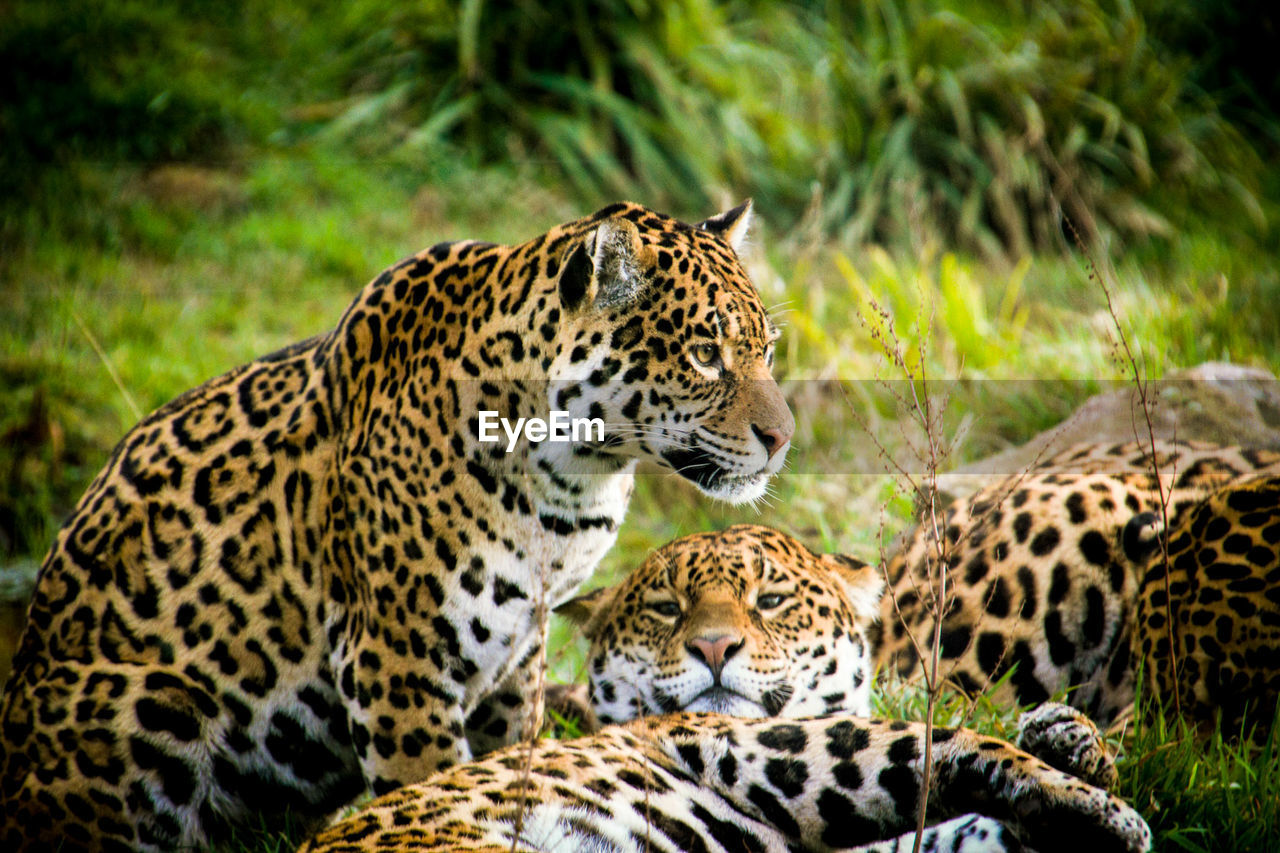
249,0,1278,255
5,0,1278,254
1,1,1278,850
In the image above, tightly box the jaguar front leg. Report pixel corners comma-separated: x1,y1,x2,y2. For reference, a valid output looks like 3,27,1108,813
464,640,547,757
1016,701,1118,790
335,632,474,795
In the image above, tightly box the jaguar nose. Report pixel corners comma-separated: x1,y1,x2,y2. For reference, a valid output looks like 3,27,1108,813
753,424,793,459
686,633,744,681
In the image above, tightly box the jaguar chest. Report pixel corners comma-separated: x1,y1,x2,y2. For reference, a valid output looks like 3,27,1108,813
415,465,635,710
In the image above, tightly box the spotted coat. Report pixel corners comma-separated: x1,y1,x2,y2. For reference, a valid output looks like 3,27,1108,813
299,712,1151,853
876,440,1280,724
1131,472,1280,740
0,202,794,851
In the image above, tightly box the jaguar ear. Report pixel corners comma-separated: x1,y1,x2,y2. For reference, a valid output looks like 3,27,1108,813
696,199,753,253
554,585,615,638
820,553,883,624
558,217,648,313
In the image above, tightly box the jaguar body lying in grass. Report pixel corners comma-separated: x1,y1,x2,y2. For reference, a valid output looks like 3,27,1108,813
877,439,1280,734
300,711,1151,853
516,525,1127,853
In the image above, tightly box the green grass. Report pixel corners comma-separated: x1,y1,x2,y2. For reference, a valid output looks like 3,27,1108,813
289,0,1275,257
1116,692,1280,852
878,676,1280,853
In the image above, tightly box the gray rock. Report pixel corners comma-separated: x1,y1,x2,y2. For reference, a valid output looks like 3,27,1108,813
937,362,1280,502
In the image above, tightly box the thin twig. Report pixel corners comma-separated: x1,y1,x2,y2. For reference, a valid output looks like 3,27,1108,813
848,285,949,853
72,311,142,421
1063,215,1179,719
510,460,551,851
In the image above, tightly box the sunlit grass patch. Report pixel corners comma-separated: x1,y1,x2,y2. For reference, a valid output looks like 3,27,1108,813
1117,690,1280,853
872,669,1029,741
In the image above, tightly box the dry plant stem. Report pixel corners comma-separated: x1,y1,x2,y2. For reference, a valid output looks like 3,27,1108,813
914,387,948,853
848,293,948,853
1064,215,1179,719
853,377,1068,741
510,465,551,852
629,553,660,853
72,311,142,421
843,386,934,676
905,305,945,853
509,590,548,852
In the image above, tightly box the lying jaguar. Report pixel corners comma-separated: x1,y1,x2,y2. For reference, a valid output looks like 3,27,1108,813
552,524,1115,783
876,439,1280,734
0,201,794,850
526,525,1122,851
300,712,1150,853
1129,472,1280,740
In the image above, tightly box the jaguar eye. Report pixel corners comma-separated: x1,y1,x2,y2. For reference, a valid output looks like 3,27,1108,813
757,593,786,610
690,343,720,368
649,601,681,618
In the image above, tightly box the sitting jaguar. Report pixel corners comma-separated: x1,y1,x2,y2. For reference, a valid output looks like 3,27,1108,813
0,201,795,851
876,440,1280,729
1130,473,1280,741
299,711,1151,853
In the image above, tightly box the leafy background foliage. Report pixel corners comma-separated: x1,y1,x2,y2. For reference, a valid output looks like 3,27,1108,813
292,0,1272,256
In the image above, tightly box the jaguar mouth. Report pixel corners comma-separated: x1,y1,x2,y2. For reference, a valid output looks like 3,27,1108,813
683,687,769,717
660,446,772,504
661,446,728,488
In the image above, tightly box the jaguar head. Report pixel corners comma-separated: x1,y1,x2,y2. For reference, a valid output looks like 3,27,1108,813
549,202,794,505
557,525,883,724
